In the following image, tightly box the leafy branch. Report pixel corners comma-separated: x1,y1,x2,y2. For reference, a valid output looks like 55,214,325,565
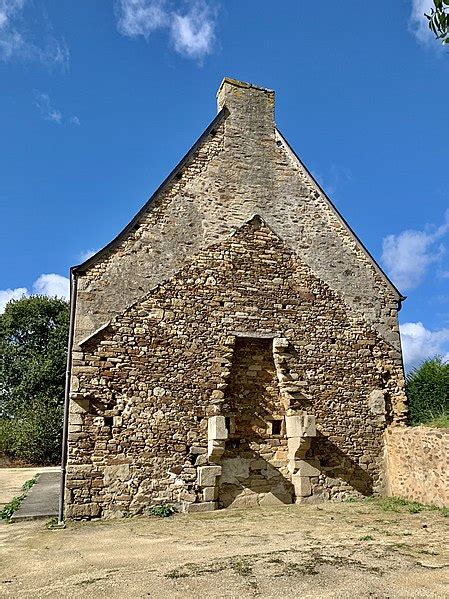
426,0,449,44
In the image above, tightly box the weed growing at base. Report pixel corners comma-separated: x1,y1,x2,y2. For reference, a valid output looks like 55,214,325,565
0,476,38,522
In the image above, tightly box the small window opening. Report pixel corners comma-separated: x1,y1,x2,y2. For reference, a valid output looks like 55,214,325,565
104,416,113,428
227,438,240,450
225,416,231,432
271,419,282,436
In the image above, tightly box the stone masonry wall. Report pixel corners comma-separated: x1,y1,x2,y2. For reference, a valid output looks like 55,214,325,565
66,218,407,518
385,426,448,508
73,79,402,355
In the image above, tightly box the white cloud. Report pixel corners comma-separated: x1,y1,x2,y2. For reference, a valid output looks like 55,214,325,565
400,321,449,369
115,0,217,60
34,91,80,126
0,286,27,313
32,274,69,299
171,1,215,59
382,210,449,291
0,274,69,314
0,0,69,67
409,0,439,45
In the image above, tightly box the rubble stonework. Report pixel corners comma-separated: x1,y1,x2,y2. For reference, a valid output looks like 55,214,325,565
385,427,448,508
65,78,407,519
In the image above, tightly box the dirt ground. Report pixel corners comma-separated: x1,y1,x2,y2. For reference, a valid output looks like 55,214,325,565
0,500,447,598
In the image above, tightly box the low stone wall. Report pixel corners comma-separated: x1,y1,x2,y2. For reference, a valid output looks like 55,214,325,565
385,426,448,508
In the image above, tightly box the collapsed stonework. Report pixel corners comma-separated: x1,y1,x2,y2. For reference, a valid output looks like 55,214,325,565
63,78,407,519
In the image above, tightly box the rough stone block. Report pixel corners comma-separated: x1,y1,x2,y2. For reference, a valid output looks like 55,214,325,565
208,416,228,440
292,474,311,497
202,486,217,501
286,414,316,438
273,337,289,350
220,458,250,484
207,439,225,461
285,415,303,438
296,460,320,477
287,437,311,460
185,501,217,513
302,414,316,437
66,502,100,519
369,389,386,416
197,465,222,487
258,492,289,506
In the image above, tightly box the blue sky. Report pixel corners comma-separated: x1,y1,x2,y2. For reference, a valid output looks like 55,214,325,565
0,0,448,369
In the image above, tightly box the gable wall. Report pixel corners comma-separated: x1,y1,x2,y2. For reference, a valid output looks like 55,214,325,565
73,82,402,356
66,220,406,518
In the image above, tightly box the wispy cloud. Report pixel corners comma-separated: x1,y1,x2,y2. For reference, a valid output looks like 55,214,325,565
34,91,80,126
382,210,449,291
115,0,217,60
0,273,69,314
34,91,63,124
117,0,168,37
0,0,69,68
79,249,97,262
400,321,449,369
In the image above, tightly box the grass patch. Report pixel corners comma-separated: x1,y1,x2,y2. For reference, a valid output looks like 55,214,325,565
421,413,449,428
0,476,38,522
359,535,374,541
375,496,448,515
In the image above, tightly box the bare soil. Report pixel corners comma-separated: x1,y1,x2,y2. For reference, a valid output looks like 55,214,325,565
0,501,447,598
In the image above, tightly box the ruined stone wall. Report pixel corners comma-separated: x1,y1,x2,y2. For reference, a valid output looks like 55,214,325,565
218,337,292,508
73,79,402,355
66,219,406,518
385,426,448,508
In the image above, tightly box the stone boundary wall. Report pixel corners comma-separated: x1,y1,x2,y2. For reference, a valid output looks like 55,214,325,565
385,426,448,508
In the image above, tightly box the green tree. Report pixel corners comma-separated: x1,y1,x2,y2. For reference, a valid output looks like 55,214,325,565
426,0,449,44
406,356,449,427
0,296,69,464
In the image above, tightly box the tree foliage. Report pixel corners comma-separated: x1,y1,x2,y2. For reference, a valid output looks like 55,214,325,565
406,356,449,426
426,0,449,44
0,296,69,464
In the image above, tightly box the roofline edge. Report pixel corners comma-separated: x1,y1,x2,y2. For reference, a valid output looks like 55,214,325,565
73,107,229,274
275,128,406,303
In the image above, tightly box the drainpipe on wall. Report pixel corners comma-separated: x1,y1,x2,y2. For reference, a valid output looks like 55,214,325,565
58,268,77,524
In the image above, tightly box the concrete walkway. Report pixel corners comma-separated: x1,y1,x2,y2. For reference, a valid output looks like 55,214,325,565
10,471,60,521
0,466,60,520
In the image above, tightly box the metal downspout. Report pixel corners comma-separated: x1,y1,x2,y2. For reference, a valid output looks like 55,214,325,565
58,269,77,524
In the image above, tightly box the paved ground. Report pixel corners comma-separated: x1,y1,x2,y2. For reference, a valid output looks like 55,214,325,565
0,467,60,511
0,500,447,598
10,471,60,522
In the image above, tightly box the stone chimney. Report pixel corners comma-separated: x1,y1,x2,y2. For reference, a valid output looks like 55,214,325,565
216,78,275,139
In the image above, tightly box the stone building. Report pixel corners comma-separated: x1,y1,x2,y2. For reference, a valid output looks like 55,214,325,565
62,78,408,519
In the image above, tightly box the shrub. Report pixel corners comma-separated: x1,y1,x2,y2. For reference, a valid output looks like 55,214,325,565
406,356,449,426
148,504,176,517
0,404,63,465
